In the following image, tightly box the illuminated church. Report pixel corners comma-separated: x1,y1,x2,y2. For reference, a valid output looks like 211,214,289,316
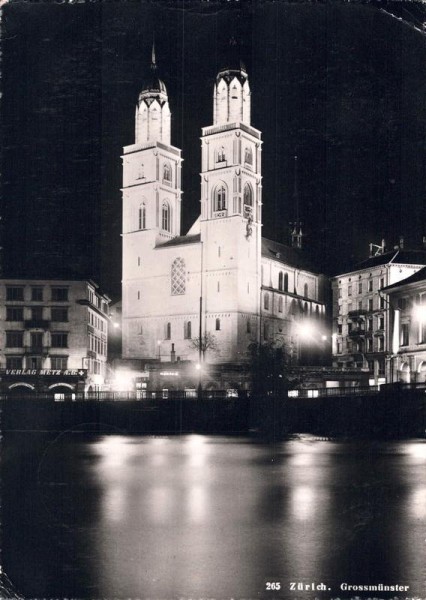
121,49,328,367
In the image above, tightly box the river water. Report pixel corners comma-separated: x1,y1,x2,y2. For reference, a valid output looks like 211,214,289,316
2,432,426,599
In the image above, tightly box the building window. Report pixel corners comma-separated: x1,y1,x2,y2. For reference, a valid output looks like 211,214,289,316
367,338,373,352
338,288,342,299
264,293,270,311
367,317,373,332
264,322,269,340
379,296,385,309
380,278,385,288
337,323,342,334
400,323,409,347
6,287,24,301
162,202,171,232
378,315,384,330
337,341,342,354
304,283,308,298
51,307,68,322
6,307,23,321
368,298,373,311
398,297,407,310
6,356,23,369
215,318,221,331
421,322,426,344
244,147,253,165
165,322,171,340
214,185,227,212
368,279,373,292
246,320,251,333
171,257,186,295
51,287,68,302
184,321,192,339
243,183,253,208
51,332,68,348
378,336,384,352
30,332,43,350
138,203,146,230
6,331,24,348
358,301,363,310
278,296,283,313
163,162,172,184
30,306,43,321
31,287,43,301
348,284,352,296
278,272,283,291
358,282,362,294
284,273,289,292
217,146,226,163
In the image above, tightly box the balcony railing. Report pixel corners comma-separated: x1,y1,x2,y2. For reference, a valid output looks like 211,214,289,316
348,329,366,338
24,345,50,355
348,309,368,319
25,320,50,329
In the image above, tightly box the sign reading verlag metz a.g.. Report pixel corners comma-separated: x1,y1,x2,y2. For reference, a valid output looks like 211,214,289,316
1,369,88,377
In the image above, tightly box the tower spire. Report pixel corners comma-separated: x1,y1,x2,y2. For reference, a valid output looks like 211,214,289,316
291,154,303,249
151,39,156,69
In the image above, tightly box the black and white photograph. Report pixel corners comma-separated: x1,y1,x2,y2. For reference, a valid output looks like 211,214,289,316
1,1,426,598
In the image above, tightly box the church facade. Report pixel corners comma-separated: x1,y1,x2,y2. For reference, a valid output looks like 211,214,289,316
121,52,328,369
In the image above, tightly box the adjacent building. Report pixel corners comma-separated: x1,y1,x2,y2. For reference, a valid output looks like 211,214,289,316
121,52,328,381
383,266,426,383
332,244,426,384
0,279,110,393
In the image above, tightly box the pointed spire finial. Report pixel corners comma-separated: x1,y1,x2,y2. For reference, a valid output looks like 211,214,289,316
151,38,156,70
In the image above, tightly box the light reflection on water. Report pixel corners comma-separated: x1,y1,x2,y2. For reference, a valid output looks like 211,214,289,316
5,434,426,599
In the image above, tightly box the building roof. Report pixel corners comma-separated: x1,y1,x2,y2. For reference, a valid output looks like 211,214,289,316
383,265,426,293
261,237,320,273
157,234,201,249
350,249,426,272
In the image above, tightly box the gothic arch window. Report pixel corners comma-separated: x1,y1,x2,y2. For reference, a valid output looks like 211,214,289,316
171,258,186,295
284,273,289,292
163,162,172,184
244,147,253,166
162,202,171,232
304,283,308,298
278,296,283,313
264,293,270,311
138,203,146,230
165,322,171,340
217,146,226,163
214,184,227,212
137,164,145,180
184,321,192,339
278,271,284,291
216,318,221,331
243,183,253,208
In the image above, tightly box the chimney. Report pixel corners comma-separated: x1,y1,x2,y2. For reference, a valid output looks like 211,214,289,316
399,236,404,249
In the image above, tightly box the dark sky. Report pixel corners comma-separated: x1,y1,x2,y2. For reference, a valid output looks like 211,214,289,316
2,1,426,299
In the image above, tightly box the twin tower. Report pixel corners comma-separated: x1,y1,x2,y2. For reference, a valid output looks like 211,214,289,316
121,50,263,363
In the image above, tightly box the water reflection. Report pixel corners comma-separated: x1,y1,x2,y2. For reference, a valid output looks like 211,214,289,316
2,434,426,599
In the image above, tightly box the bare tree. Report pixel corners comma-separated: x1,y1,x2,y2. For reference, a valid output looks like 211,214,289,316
189,332,219,359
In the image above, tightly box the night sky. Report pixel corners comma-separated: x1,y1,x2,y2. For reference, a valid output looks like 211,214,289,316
2,1,426,299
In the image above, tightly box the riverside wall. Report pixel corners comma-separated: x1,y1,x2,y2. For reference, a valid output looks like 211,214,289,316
1,390,425,438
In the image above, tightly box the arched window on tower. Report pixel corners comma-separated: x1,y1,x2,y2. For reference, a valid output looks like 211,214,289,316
138,203,146,230
264,293,270,311
171,257,186,295
243,183,253,214
217,146,226,163
244,147,253,166
278,296,283,313
304,283,309,298
137,164,145,180
284,273,289,292
163,162,172,184
278,271,284,291
216,318,221,331
162,202,171,232
214,184,227,212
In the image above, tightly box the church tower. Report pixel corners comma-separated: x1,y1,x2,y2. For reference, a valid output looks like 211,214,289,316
122,46,182,260
200,60,263,361
121,48,183,359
